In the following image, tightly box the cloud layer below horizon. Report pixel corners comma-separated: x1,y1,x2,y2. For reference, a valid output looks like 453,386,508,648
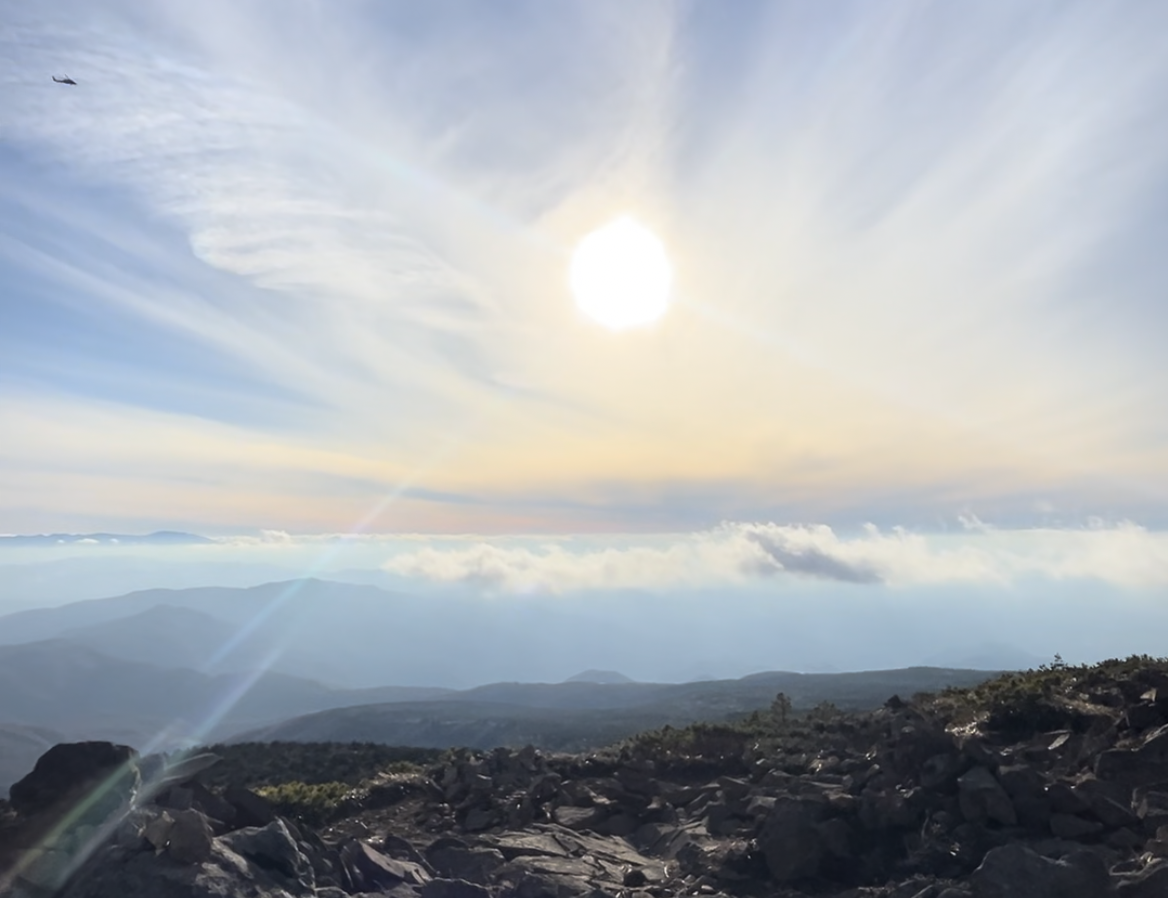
5,518,1166,596
379,519,1168,592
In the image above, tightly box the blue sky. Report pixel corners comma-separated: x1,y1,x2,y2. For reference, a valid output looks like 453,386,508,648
2,1,1167,559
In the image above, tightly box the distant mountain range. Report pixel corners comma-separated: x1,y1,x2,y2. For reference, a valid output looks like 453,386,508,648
0,577,1013,794
0,531,214,547
565,669,635,684
233,665,998,749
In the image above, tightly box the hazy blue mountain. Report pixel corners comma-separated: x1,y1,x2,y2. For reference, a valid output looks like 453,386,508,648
0,580,680,687
0,578,1040,689
231,700,681,751
0,556,312,614
565,669,635,684
233,665,999,749
57,604,239,672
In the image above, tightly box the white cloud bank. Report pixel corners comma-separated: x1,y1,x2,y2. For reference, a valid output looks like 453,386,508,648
381,521,1168,592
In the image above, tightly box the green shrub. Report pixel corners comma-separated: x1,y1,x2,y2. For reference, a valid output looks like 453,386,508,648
194,742,443,790
255,780,353,827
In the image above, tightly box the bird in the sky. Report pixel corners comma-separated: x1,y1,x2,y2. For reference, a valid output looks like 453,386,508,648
52,75,77,85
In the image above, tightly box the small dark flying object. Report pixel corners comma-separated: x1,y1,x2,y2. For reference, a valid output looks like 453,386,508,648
52,75,77,85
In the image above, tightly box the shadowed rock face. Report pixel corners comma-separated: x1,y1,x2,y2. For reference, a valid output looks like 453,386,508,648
8,742,138,821
6,665,1168,898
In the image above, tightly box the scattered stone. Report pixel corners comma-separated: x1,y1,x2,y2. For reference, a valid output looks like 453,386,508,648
11,661,1168,898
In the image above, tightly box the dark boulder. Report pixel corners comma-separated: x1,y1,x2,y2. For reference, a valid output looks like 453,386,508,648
9,742,138,821
969,844,1108,898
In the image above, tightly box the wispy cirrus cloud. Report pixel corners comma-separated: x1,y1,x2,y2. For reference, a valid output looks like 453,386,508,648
1,1,1166,533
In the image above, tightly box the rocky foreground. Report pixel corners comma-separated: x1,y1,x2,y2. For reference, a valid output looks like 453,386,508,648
2,659,1168,897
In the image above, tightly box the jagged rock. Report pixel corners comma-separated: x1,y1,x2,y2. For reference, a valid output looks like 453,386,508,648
506,870,592,898
221,818,314,890
166,809,214,865
426,839,505,882
995,765,1045,801
758,795,828,882
596,813,638,836
48,836,319,898
462,806,501,832
483,830,572,860
1124,702,1165,732
1048,813,1103,840
859,785,926,830
1096,724,1168,785
1073,779,1140,829
1114,858,1168,897
553,805,608,830
968,844,1108,898
920,753,966,791
1045,781,1090,815
957,736,1003,772
890,721,958,777
421,877,493,898
177,781,237,828
341,839,431,892
143,810,175,851
223,784,275,828
702,801,744,836
1107,828,1144,851
382,831,437,871
157,785,194,811
1134,788,1168,825
958,767,1017,827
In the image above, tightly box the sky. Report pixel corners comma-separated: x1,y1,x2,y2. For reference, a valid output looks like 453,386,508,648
1,2,1167,655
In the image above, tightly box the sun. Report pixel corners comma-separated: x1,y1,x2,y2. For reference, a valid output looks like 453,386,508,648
569,217,672,330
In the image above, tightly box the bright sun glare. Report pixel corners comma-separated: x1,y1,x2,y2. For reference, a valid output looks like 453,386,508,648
569,217,672,330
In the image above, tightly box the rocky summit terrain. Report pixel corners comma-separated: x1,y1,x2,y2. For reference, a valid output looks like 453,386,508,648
2,657,1168,898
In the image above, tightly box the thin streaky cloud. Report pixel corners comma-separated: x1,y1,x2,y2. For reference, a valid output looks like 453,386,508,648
0,1,1165,532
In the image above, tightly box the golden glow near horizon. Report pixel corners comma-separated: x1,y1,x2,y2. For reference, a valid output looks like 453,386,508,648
569,217,672,330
